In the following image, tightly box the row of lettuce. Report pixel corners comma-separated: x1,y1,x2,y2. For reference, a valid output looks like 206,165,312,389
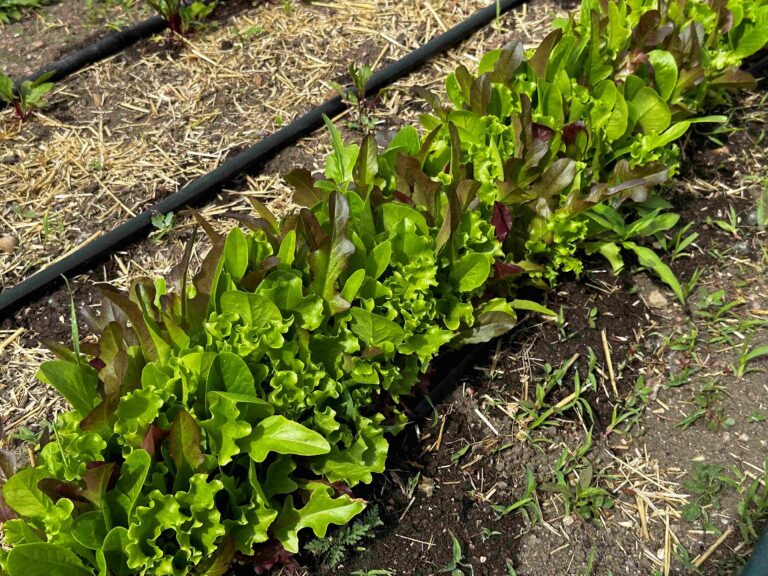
1,0,767,574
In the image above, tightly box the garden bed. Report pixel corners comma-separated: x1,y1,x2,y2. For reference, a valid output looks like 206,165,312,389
1,1,767,575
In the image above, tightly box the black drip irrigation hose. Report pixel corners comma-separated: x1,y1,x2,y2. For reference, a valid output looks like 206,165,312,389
1,15,168,110
0,0,529,319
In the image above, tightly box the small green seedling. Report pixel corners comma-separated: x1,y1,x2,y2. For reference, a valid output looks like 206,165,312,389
145,0,216,36
492,467,542,525
439,533,473,576
151,212,176,241
734,339,768,379
707,205,740,237
0,72,54,121
658,221,699,261
305,507,383,570
681,462,738,529
331,63,376,132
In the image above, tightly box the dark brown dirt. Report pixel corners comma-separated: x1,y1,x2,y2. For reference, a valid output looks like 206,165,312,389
0,0,148,79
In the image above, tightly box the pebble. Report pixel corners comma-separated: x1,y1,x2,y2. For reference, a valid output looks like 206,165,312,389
645,288,669,309
0,235,17,255
418,476,434,498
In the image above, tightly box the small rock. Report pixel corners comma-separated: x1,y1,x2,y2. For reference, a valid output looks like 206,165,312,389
0,235,17,255
732,240,752,257
418,476,434,498
745,210,760,226
645,288,669,309
562,515,574,527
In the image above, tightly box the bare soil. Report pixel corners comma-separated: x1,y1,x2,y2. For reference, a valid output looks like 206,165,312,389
0,0,149,78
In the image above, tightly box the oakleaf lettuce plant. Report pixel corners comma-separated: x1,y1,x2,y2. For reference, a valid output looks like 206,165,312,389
1,0,766,574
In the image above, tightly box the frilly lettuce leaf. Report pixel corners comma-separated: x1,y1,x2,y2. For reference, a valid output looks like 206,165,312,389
272,482,366,554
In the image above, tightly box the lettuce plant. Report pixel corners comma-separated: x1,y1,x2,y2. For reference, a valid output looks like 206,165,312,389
0,0,765,574
145,0,216,36
413,0,766,291
0,72,54,121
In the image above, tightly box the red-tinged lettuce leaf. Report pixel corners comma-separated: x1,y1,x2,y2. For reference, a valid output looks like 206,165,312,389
309,192,355,314
494,261,525,279
491,201,513,241
529,158,578,206
81,462,117,508
299,208,326,252
140,423,169,458
96,284,161,363
237,540,295,575
169,227,197,298
0,448,17,483
194,537,237,576
285,168,324,208
393,190,415,206
394,154,440,218
709,68,757,89
488,41,525,84
0,448,18,523
191,210,223,244
531,122,555,143
168,410,205,492
469,73,491,115
0,485,18,522
530,28,563,79
96,322,131,396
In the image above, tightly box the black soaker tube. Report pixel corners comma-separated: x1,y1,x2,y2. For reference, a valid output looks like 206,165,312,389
0,0,528,318
2,15,167,109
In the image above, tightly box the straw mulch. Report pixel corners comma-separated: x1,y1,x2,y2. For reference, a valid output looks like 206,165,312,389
0,0,556,291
